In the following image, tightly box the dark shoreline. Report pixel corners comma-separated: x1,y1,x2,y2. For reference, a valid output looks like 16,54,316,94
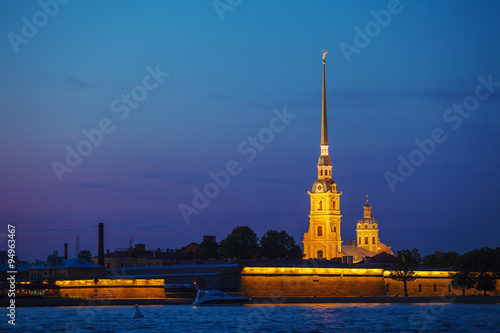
2,296,499,307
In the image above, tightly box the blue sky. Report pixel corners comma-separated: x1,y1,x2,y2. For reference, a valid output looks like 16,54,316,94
1,0,499,261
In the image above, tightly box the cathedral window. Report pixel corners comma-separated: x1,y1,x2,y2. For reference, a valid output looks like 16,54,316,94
317,226,323,236
332,200,335,210
365,236,368,244
358,237,361,245
333,226,336,233
320,170,323,176
318,201,322,210
372,236,375,244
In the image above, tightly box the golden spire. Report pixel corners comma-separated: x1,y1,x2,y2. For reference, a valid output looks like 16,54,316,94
321,48,328,147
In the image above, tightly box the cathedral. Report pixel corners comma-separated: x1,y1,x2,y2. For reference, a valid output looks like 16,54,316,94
302,51,392,262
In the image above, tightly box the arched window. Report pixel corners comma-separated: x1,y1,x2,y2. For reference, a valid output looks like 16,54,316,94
318,201,322,210
317,250,323,259
317,226,323,236
365,236,369,244
359,237,361,245
333,226,337,233
372,236,375,244
332,200,335,210
320,170,323,176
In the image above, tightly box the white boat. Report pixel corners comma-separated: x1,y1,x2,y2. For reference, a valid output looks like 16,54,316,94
193,289,250,306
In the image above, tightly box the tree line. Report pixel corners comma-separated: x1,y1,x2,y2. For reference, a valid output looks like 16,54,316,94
390,247,500,296
197,226,303,260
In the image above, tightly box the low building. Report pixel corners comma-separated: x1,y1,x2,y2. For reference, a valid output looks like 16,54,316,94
91,243,199,269
29,258,106,279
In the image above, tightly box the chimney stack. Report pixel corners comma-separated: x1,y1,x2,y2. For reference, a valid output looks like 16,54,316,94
64,243,68,259
98,222,104,266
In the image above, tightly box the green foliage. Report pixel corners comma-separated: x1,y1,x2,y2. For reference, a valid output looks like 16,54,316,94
196,237,220,260
450,256,476,296
389,248,422,297
451,247,500,296
259,230,303,259
78,250,92,262
423,251,459,268
476,272,497,295
221,226,259,259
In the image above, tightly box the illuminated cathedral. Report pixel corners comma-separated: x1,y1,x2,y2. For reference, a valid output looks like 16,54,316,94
302,50,392,261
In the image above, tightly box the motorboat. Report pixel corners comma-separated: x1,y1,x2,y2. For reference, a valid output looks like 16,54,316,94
193,289,250,306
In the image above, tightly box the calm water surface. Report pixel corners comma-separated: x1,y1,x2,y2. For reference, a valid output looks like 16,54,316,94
3,303,500,332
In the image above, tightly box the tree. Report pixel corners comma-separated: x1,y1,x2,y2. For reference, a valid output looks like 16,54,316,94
466,247,499,296
221,226,259,259
259,230,303,259
450,256,476,296
423,251,459,268
78,250,92,262
389,248,422,297
476,272,497,296
196,237,220,260
450,247,500,296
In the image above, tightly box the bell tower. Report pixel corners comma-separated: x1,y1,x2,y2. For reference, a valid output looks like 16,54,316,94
302,49,342,260
356,195,380,253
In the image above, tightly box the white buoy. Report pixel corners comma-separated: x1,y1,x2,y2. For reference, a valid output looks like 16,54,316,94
133,305,144,318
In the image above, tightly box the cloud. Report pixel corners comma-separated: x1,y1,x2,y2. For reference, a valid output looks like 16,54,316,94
139,225,170,230
86,223,128,228
127,172,208,185
62,75,98,89
72,182,110,189
24,227,85,232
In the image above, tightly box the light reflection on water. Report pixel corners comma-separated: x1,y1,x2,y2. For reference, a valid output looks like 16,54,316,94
2,303,500,332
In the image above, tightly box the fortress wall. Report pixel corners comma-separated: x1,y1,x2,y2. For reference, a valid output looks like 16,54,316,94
55,279,165,299
241,267,386,297
242,267,500,297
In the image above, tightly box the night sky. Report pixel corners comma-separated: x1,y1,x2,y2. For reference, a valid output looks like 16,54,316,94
1,1,499,262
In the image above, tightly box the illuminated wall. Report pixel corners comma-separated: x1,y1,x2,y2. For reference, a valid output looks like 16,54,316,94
242,266,386,297
54,279,165,299
383,271,500,297
241,266,500,297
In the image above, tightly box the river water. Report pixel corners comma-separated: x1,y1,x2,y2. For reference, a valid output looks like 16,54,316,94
3,303,500,332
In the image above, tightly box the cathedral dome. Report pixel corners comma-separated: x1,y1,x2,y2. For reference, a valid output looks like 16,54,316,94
312,179,337,193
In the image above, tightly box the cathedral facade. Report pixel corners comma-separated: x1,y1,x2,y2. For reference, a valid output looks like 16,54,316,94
302,52,392,261
302,52,342,260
